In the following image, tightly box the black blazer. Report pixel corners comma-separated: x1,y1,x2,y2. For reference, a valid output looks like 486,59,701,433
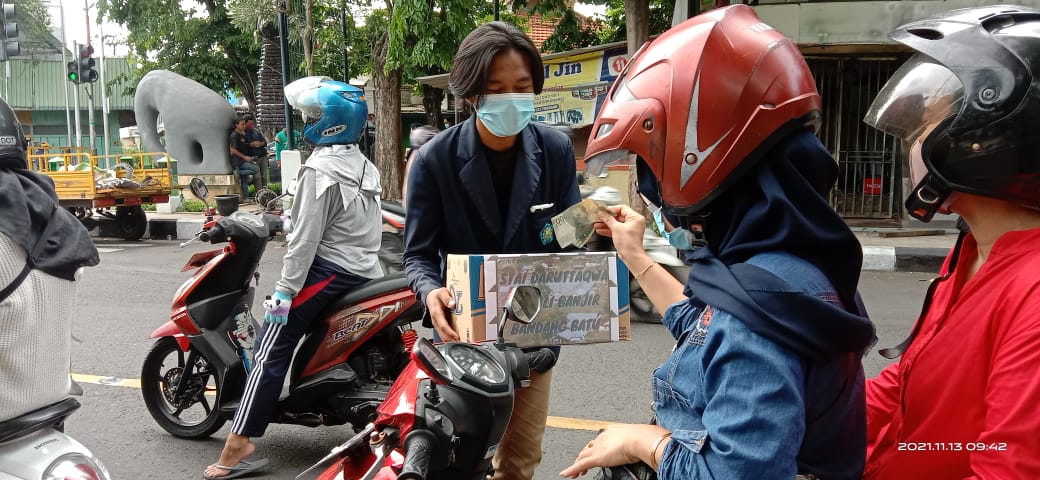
403,117,581,309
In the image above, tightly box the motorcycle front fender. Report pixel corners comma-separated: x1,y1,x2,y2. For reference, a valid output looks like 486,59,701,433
148,322,190,351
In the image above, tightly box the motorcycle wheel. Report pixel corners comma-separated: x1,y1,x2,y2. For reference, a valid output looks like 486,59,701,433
141,337,227,439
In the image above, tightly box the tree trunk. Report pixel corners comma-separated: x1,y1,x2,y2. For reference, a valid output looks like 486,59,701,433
372,31,404,200
626,0,651,215
303,0,315,76
421,84,444,128
256,29,286,134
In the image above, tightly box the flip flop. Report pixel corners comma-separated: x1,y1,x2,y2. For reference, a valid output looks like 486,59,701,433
203,458,270,480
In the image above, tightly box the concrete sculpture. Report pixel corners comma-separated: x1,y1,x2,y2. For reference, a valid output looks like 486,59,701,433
134,70,238,175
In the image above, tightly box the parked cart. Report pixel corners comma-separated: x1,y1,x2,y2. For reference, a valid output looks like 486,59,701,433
26,148,172,240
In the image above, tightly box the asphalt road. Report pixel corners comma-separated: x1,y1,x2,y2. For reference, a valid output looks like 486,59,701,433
64,238,936,479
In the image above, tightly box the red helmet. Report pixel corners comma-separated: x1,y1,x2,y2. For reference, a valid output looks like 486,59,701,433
584,4,821,214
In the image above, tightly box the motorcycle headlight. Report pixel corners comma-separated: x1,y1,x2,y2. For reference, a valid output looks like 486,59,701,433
446,343,507,386
43,453,111,480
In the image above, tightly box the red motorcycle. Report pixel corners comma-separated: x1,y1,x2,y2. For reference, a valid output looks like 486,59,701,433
141,179,421,439
298,285,545,480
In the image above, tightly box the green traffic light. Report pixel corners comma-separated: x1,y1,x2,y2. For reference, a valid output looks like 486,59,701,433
68,71,78,82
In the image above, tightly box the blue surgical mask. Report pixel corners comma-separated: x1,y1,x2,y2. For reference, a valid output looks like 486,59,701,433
477,93,535,137
641,194,697,251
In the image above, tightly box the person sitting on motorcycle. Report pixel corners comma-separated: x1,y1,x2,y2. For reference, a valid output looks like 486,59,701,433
861,6,1040,477
401,124,439,209
205,76,383,480
560,5,874,479
402,21,580,480
0,97,99,423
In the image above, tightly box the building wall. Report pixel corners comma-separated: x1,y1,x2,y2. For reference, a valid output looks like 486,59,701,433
3,56,135,155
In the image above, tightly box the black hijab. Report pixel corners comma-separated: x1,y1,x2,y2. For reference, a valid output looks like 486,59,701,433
0,155,99,280
681,130,875,360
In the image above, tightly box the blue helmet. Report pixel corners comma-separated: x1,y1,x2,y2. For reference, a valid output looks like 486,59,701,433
285,76,368,145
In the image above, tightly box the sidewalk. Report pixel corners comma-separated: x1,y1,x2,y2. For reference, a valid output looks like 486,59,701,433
134,210,956,273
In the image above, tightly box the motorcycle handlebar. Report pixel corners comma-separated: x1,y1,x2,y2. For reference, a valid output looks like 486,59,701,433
398,429,438,480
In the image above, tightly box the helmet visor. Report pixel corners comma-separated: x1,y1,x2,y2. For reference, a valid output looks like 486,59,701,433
864,54,964,143
584,148,633,177
285,76,333,122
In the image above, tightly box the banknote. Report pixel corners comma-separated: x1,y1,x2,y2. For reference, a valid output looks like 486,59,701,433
551,198,609,248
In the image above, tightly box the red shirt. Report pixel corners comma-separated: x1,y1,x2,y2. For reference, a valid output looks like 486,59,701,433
865,228,1040,479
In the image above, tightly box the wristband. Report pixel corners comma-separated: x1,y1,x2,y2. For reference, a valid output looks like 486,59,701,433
649,432,672,470
635,261,657,280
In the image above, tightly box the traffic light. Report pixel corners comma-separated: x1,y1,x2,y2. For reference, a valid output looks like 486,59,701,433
76,44,97,83
66,59,79,83
0,3,18,61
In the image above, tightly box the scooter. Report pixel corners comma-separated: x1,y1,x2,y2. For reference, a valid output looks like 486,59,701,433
298,285,545,480
141,179,422,439
0,384,111,479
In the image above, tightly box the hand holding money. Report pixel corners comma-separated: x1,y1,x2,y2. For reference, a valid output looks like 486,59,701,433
551,198,610,248
592,204,649,264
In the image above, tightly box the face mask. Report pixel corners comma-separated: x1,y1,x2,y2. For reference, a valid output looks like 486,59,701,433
641,194,697,251
476,93,535,137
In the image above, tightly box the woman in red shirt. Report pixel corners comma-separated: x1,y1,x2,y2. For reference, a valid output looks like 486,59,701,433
862,5,1040,478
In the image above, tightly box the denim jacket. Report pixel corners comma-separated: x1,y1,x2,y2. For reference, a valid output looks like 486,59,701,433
654,251,867,479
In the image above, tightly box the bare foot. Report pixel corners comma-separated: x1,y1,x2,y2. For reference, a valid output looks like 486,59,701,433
204,434,256,478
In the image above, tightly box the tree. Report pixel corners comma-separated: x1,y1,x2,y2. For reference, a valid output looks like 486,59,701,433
98,0,261,111
13,0,56,55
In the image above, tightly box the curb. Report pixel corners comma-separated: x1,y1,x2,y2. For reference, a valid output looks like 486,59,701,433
863,246,948,273
147,218,205,241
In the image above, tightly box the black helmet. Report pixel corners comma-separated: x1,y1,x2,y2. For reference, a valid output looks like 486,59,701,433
0,97,26,166
865,5,1040,221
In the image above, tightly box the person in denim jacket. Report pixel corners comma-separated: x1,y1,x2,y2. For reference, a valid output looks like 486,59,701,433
560,6,875,479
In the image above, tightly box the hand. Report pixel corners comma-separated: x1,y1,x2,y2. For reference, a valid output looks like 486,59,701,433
263,291,293,325
560,424,670,478
594,205,648,265
425,287,459,342
251,141,264,147
526,347,558,373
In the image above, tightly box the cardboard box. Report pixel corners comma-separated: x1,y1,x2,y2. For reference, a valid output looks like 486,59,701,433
447,251,630,347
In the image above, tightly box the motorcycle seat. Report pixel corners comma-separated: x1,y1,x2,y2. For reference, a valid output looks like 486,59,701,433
323,273,411,314
381,200,405,217
0,397,81,443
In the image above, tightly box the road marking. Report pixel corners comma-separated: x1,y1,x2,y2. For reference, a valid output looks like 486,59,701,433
70,373,616,432
95,241,155,253
72,373,142,389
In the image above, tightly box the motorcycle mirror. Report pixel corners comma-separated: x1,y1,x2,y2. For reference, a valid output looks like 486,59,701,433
496,285,542,346
285,179,299,196
189,177,209,202
504,285,542,324
411,337,452,384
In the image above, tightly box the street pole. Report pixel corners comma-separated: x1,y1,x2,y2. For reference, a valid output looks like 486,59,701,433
99,24,110,157
72,40,81,149
278,3,294,149
54,2,72,146
84,0,95,154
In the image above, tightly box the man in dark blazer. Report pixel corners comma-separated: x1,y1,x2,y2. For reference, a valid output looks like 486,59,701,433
403,21,581,480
